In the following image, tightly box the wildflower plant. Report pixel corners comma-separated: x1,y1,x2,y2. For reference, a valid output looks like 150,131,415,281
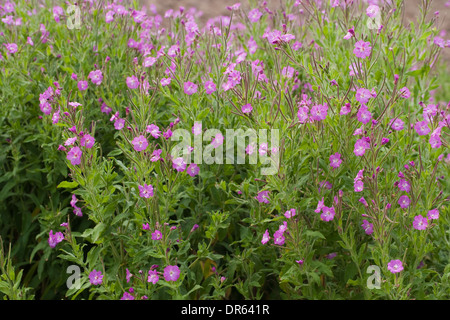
0,0,449,301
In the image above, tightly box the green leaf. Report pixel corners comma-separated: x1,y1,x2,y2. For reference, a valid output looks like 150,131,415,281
57,181,79,189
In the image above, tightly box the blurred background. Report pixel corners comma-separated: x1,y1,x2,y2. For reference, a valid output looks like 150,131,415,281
140,0,450,64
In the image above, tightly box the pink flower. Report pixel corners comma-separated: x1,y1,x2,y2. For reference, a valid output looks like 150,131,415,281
89,270,103,285
340,103,351,115
357,106,372,124
77,80,88,91
366,5,380,18
126,269,133,283
4,43,18,54
88,70,103,86
146,124,161,138
204,81,216,94
415,121,430,136
413,215,428,230
80,134,95,149
355,88,371,104
361,219,374,235
131,135,148,152
151,230,162,240
261,229,270,244
138,183,154,198
114,118,125,130
147,270,159,284
241,103,253,114
329,153,342,168
284,208,297,219
120,292,134,300
354,41,372,59
73,206,82,217
315,197,325,213
163,265,180,281
320,206,336,222
211,133,224,148
429,134,442,148
126,75,139,89
143,223,150,230
297,106,309,123
48,230,64,248
161,77,171,86
354,180,364,192
398,179,411,193
255,190,270,204
387,259,404,273
67,146,82,165
65,137,77,146
192,122,202,136
173,157,187,172
427,209,439,220
143,56,157,67
354,138,370,156
391,118,404,131
187,163,200,177
310,104,328,121
273,230,285,246
399,87,410,98
248,8,263,23
398,195,410,209
183,81,198,95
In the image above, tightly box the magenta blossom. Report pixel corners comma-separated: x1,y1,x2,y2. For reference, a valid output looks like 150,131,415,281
187,163,200,177
354,138,370,156
126,75,139,89
284,208,297,219
366,5,380,18
48,230,64,248
204,81,217,94
355,88,371,104
310,104,328,121
315,197,325,213
67,146,82,165
89,270,103,285
164,265,180,282
320,206,336,222
398,195,411,209
414,121,430,136
329,153,342,168
183,81,198,95
387,260,404,273
273,230,285,246
147,270,159,284
151,230,162,240
391,118,405,131
248,8,263,22
172,157,187,172
261,229,270,244
241,103,253,114
353,40,372,59
88,70,103,86
361,219,374,235
131,135,148,152
398,179,411,193
80,134,95,148
138,183,154,198
255,190,270,204
77,80,88,91
413,215,428,230
399,87,410,98
357,106,372,124
146,124,161,138
427,209,439,220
